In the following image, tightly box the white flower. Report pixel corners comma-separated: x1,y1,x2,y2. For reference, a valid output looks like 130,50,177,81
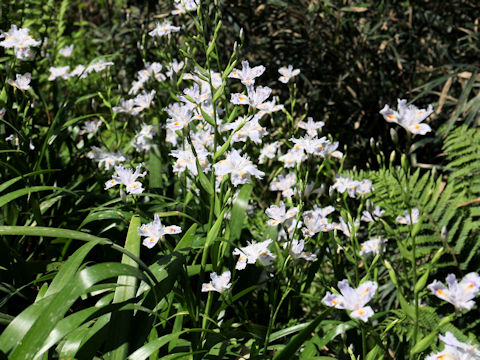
290,136,328,155
170,146,210,176
259,141,281,164
80,119,102,135
171,0,198,15
361,206,385,222
191,128,214,150
138,214,182,248
256,99,284,117
427,273,480,310
48,66,70,81
359,238,387,256
87,146,127,170
279,149,307,168
289,239,316,261
202,271,232,293
8,73,31,90
105,164,146,194
302,214,333,237
132,124,156,152
304,205,335,218
69,64,86,78
221,115,267,144
380,99,433,135
356,179,373,195
86,59,114,73
113,98,136,114
131,90,156,115
265,201,298,226
148,21,180,37
165,102,194,131
330,176,359,198
213,149,264,187
166,58,185,78
232,239,276,270
0,25,40,60
322,279,378,322
231,86,272,110
229,60,265,87
269,173,296,198
396,208,419,225
334,216,359,238
426,332,480,360
278,65,300,83
298,117,324,137
59,44,74,57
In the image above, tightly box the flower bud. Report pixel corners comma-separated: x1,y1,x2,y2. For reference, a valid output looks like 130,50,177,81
390,127,398,145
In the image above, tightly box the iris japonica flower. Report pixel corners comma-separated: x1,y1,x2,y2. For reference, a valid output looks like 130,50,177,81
8,73,31,90
80,119,102,135
426,332,480,360
59,44,74,57
87,146,127,170
132,124,156,152
396,208,419,225
105,164,146,194
265,201,298,226
361,206,385,222
259,141,281,164
172,0,199,15
269,173,296,198
427,272,480,310
380,98,433,135
148,21,180,37
213,149,264,187
229,60,265,87
322,279,378,322
201,271,232,293
359,238,387,256
298,117,325,137
48,66,70,81
278,65,300,83
138,214,182,248
232,239,276,270
288,239,316,261
302,214,333,237
0,25,40,59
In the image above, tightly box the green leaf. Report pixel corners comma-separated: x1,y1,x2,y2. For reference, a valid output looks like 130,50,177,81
127,332,185,360
273,310,329,360
105,216,142,360
0,169,59,193
7,263,149,359
174,223,198,251
410,330,438,355
0,186,77,208
228,184,252,241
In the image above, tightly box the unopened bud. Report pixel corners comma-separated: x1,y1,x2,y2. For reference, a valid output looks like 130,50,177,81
441,226,448,242
390,127,398,145
370,137,376,152
389,150,396,165
239,27,244,40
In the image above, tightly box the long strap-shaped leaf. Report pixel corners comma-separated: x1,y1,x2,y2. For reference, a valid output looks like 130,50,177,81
7,263,149,359
105,215,141,360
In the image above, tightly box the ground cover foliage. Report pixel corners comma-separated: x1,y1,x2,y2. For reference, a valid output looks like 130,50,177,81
0,0,479,359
